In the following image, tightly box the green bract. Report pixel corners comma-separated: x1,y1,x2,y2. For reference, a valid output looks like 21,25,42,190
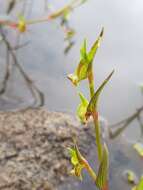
68,144,87,180
67,28,104,86
77,93,89,123
88,28,104,65
86,70,114,120
80,39,87,60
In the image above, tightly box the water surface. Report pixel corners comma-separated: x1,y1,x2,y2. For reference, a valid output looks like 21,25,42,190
0,1,143,189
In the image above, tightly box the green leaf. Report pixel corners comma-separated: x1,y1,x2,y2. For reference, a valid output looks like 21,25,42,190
77,93,89,123
86,70,114,119
95,143,109,189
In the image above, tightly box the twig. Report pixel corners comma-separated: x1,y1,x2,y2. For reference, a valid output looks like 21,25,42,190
137,113,143,139
0,46,11,95
12,41,30,50
108,106,143,139
6,0,16,14
0,30,44,107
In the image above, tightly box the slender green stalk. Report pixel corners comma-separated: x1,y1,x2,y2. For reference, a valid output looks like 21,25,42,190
85,161,97,181
88,70,103,162
78,148,97,181
92,111,103,162
88,69,95,97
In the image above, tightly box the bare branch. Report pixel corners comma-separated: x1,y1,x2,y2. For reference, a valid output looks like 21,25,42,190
0,29,45,107
108,106,143,139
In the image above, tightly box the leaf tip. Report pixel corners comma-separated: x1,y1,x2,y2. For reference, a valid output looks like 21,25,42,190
100,27,104,38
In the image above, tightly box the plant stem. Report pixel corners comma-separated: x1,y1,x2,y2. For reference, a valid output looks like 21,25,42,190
88,69,94,97
85,162,97,182
102,182,109,190
92,110,103,162
88,69,103,162
75,143,97,182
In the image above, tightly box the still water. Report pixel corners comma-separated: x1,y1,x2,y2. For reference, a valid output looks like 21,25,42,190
0,1,143,190
0,0,143,140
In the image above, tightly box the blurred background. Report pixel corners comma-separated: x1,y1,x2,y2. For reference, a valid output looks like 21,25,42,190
0,0,143,140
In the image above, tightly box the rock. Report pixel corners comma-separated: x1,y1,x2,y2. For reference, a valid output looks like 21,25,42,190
0,108,142,190
0,108,95,190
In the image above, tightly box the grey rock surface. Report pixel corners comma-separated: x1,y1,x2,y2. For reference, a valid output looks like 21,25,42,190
0,108,95,190
0,108,142,190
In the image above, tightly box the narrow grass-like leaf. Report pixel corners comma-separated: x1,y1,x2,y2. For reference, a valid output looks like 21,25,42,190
86,70,114,119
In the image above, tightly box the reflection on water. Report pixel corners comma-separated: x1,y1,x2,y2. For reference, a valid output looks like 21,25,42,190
0,1,143,190
59,138,143,190
0,1,143,140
